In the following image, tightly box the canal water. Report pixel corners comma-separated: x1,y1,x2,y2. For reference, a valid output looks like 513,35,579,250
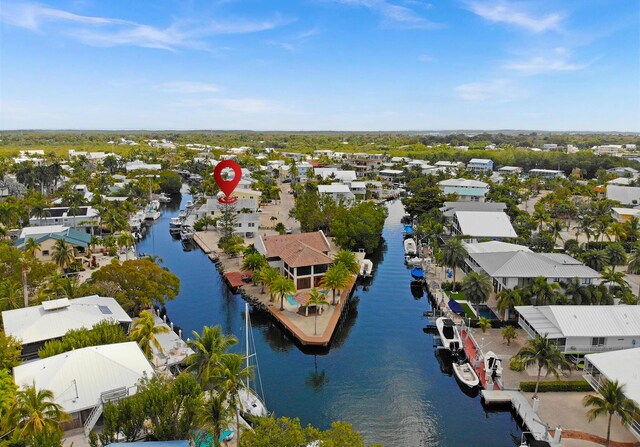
137,194,522,446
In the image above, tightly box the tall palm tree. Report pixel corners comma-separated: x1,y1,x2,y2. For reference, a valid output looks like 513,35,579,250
516,334,571,399
442,238,468,286
116,232,136,260
496,288,523,320
306,288,330,335
321,263,350,305
460,271,492,313
608,222,627,243
51,239,75,271
577,215,595,242
0,280,22,311
129,310,170,359
605,244,627,267
273,274,296,311
215,353,253,447
601,267,629,292
625,216,640,243
547,219,564,241
583,379,639,447
241,253,267,273
628,247,640,274
197,390,233,447
15,383,70,439
333,250,359,274
259,266,280,299
582,249,608,272
530,276,561,306
186,326,238,390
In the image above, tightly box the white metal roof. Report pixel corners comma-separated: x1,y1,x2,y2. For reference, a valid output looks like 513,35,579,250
516,305,640,338
439,178,488,188
463,241,531,254
607,185,640,205
19,225,69,239
2,295,131,345
585,348,640,404
318,184,351,193
13,342,153,414
455,211,517,238
471,251,599,278
468,158,492,164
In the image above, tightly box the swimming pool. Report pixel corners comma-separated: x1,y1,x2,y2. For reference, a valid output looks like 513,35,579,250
286,295,297,306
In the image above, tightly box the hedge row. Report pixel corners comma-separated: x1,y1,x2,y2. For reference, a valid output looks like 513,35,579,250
519,380,593,393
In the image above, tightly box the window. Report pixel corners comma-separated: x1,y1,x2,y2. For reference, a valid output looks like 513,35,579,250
248,223,255,228
592,337,605,347
314,264,328,274
42,250,50,256
297,277,311,289
555,338,566,350
297,266,312,276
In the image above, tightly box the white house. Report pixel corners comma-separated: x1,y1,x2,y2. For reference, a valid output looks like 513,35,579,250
438,178,489,202
125,160,162,172
440,201,507,221
452,211,517,240
196,197,260,238
2,295,132,359
497,166,523,175
378,169,404,183
435,161,465,172
466,158,493,173
528,169,565,179
318,183,355,205
314,168,358,184
516,305,640,355
607,185,640,206
29,206,100,232
13,342,153,433
583,348,640,440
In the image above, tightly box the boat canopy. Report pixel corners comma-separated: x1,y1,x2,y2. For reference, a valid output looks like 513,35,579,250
448,299,464,314
410,268,424,279
404,225,413,234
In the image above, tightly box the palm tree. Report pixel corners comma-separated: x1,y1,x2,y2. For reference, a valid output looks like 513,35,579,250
460,271,492,314
496,288,523,320
129,310,170,359
530,276,561,306
547,219,564,241
15,383,70,439
116,232,136,260
563,277,591,305
583,379,639,447
215,353,253,447
577,215,595,242
442,238,468,286
516,334,571,399
628,247,640,274
241,253,267,273
23,238,41,256
51,239,75,271
608,222,627,242
333,250,359,274
625,216,640,243
186,326,238,390
273,274,296,311
197,390,233,447
478,317,491,333
582,249,608,272
601,267,629,292
0,280,22,311
306,288,330,335
258,266,280,299
321,263,351,305
605,244,627,267
30,202,50,225
532,208,549,233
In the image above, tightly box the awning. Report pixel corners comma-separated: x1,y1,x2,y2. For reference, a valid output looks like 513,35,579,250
410,268,424,279
448,299,464,314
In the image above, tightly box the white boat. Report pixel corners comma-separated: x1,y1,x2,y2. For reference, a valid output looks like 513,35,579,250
405,256,422,267
484,351,503,378
436,317,462,353
452,360,480,389
239,302,268,419
144,208,161,220
169,217,183,233
178,209,188,219
180,225,194,241
403,238,417,256
359,259,373,277
157,193,172,203
185,200,194,209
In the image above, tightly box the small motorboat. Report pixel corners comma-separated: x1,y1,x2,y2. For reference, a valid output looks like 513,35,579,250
144,208,161,220
180,225,194,241
436,317,462,353
359,259,373,277
185,200,194,209
157,192,172,203
484,351,503,378
169,217,183,233
452,360,480,389
410,267,424,280
405,256,422,267
403,238,417,256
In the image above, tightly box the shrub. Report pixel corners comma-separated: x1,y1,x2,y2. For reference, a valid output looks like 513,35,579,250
519,380,592,393
510,357,525,372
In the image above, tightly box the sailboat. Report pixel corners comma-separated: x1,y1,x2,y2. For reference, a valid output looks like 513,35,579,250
239,302,268,419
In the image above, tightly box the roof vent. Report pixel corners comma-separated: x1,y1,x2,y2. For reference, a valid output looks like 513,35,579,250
42,298,70,311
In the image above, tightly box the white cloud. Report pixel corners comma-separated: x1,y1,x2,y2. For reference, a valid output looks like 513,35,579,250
455,79,524,102
158,82,220,94
0,2,293,51
466,1,563,33
338,0,439,29
504,48,586,74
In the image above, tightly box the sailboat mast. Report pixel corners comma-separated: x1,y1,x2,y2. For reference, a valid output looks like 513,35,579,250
245,302,250,388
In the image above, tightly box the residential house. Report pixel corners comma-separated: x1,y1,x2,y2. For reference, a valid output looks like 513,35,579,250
612,207,640,223
13,342,153,433
452,211,517,240
230,188,262,208
516,305,640,355
378,169,405,183
29,206,100,233
607,167,639,178
466,158,493,173
255,231,333,290
594,145,626,156
15,226,93,263
438,178,489,202
350,181,382,199
314,168,358,184
125,160,162,172
196,197,260,238
440,201,507,221
318,184,355,205
2,295,132,359
497,166,523,175
468,251,599,292
607,185,640,206
351,157,384,178
528,169,565,179
542,144,558,151
583,348,640,440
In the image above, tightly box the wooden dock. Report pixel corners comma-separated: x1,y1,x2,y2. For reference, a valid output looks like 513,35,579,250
482,390,561,446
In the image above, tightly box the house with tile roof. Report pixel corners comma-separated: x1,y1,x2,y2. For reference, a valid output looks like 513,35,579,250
255,231,333,290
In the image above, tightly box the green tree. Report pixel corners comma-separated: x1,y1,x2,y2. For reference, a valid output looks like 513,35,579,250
563,277,592,305
15,383,70,439
321,263,351,305
259,266,280,300
333,249,360,275
442,238,467,286
307,288,330,335
242,252,267,273
529,276,561,306
501,326,517,346
477,317,491,333
605,244,627,267
215,353,253,446
516,334,571,399
583,379,639,447
582,249,608,272
88,259,180,314
0,332,22,370
197,390,233,447
116,232,137,260
158,170,182,194
51,239,75,270
186,325,238,390
331,202,388,253
218,203,238,244
273,274,296,311
496,288,523,320
460,272,492,313
628,246,640,274
129,310,170,359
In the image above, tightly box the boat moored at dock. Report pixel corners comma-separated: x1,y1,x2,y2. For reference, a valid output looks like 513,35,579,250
403,238,416,256
452,360,480,389
436,317,462,353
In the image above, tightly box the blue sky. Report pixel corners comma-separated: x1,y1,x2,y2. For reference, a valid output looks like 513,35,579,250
1,0,638,131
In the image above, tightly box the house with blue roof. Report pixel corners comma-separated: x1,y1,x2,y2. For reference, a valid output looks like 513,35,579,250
15,226,93,264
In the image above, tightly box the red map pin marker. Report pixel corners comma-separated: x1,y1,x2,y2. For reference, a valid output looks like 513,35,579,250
213,160,242,204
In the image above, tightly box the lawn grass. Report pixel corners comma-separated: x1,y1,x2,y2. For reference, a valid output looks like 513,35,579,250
447,292,477,318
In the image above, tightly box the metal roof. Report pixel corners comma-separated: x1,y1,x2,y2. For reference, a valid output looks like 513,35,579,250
585,348,640,404
463,241,531,254
439,178,488,188
441,201,506,218
516,305,640,338
607,185,640,205
13,342,153,414
455,211,517,238
470,251,599,278
2,295,131,345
